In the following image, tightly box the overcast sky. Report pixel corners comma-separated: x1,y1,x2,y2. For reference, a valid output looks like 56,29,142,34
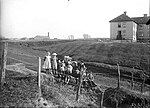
1,0,149,39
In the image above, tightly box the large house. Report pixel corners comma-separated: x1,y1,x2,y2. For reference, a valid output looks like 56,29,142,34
109,12,150,42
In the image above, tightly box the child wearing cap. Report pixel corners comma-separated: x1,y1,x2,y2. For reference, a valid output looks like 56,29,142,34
52,53,58,75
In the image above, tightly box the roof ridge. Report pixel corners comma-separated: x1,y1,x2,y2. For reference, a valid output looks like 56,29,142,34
131,16,150,18
109,13,135,23
132,16,150,24
110,13,150,24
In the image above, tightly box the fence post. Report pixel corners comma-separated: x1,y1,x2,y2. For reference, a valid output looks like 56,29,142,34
100,91,104,108
38,57,41,97
131,67,134,90
140,75,145,94
117,64,120,89
76,68,84,102
0,42,8,91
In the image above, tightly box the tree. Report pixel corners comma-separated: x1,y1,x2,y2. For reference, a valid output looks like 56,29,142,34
68,35,74,39
83,34,91,39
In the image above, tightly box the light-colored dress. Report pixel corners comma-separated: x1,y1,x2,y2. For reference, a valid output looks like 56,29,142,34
60,62,66,71
42,55,51,69
52,56,57,69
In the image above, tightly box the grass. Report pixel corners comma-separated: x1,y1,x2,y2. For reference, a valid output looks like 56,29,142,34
0,65,99,107
2,62,149,107
22,40,150,72
0,70,39,107
6,39,150,85
1,39,150,107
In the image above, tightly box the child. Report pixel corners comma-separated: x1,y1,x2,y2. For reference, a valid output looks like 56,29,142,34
42,52,52,74
52,53,58,75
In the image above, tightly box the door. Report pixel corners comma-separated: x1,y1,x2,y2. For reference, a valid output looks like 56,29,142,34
116,31,122,40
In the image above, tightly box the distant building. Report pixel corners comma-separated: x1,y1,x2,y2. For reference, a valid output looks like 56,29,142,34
68,35,74,39
20,37,28,40
83,34,91,39
33,35,50,40
109,12,150,42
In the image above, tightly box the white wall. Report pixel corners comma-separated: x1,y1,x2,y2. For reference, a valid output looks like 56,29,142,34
110,21,137,41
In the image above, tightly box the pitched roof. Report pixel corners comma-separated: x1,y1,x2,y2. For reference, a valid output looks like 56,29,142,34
109,13,134,22
132,16,150,24
110,12,150,24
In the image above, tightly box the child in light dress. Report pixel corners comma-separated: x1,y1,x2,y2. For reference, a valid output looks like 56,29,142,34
52,53,58,75
42,52,52,75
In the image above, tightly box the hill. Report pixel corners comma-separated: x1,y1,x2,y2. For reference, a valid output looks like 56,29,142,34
1,39,150,107
7,39,150,85
9,39,150,72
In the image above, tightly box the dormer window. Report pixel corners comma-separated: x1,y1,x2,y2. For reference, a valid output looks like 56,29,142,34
118,23,121,28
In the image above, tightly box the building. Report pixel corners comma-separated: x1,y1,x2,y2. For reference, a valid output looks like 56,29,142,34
109,12,150,42
33,35,50,40
32,32,50,40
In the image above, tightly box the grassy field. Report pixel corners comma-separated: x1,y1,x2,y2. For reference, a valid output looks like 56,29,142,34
6,39,150,83
8,39,150,74
1,39,150,107
10,39,150,70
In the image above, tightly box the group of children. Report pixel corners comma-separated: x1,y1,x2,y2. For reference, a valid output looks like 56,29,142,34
42,51,96,88
42,52,82,75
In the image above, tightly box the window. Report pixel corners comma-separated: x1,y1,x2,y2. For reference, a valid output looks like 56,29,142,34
148,32,150,37
148,25,150,30
122,34,126,37
139,32,144,37
118,23,121,28
123,30,126,33
122,22,126,28
139,24,143,30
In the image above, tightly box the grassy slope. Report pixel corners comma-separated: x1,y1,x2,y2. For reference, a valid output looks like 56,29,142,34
0,65,98,107
3,40,150,107
7,40,150,74
7,40,150,84
26,40,150,72
0,70,39,107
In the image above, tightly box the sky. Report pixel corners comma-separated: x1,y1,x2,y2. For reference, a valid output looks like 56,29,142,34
1,0,149,39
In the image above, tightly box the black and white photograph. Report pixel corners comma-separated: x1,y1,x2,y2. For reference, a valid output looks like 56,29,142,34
0,0,150,107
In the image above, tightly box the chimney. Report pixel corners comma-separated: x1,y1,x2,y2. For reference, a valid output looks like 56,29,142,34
144,14,147,17
124,11,127,15
48,32,49,37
